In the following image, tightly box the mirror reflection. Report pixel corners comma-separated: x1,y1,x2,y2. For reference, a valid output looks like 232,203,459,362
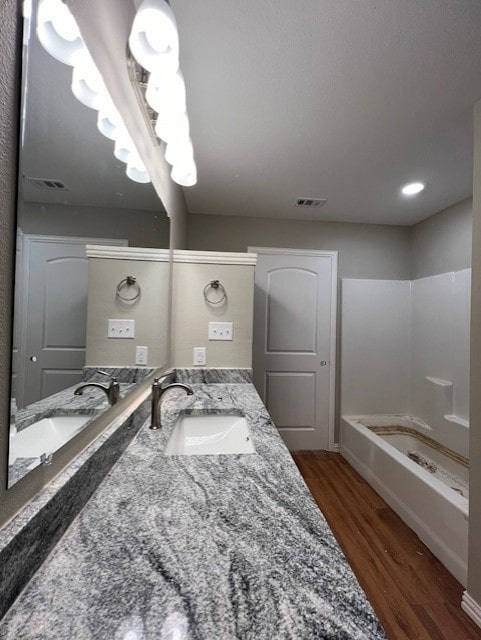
9,1,170,487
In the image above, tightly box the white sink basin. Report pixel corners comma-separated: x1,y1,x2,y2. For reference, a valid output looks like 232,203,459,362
164,414,256,456
12,415,91,459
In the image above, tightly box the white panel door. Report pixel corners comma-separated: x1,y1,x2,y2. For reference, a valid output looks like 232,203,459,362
19,235,127,407
251,248,337,450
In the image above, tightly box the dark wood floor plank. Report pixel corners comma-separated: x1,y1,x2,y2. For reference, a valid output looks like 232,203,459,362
292,452,481,640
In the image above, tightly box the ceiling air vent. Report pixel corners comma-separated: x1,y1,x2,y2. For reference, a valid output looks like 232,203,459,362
295,197,327,208
27,177,69,191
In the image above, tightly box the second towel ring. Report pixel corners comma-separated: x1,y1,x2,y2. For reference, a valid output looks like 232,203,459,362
116,275,141,302
203,279,227,305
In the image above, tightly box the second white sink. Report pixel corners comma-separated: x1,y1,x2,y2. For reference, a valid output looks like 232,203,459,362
12,415,92,459
164,414,255,456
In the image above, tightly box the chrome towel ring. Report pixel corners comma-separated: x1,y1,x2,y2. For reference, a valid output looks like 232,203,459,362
203,279,227,305
116,275,141,302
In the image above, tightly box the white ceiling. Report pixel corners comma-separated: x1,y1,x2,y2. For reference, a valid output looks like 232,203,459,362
23,0,481,227
171,0,481,225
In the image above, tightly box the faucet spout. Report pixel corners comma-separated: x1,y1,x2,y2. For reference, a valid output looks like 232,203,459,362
74,380,120,406
150,378,193,430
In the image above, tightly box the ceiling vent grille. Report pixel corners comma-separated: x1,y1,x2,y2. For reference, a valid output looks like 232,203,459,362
27,177,69,191
295,197,327,208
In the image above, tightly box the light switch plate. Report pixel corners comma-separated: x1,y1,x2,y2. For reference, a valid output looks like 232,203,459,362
208,322,233,341
108,319,135,338
193,347,206,365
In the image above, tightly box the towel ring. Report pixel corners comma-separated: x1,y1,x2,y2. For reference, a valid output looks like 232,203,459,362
116,275,141,302
203,279,227,305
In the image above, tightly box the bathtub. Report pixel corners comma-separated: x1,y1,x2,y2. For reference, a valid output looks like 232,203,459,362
340,414,469,586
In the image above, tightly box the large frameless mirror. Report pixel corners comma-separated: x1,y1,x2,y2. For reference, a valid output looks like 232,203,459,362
8,0,171,487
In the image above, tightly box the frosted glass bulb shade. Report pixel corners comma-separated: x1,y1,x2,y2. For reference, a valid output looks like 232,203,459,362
114,134,137,164
155,112,190,144
171,162,197,187
37,0,85,66
71,56,109,110
164,138,194,167
126,162,151,184
146,70,186,118
129,0,179,73
97,102,128,141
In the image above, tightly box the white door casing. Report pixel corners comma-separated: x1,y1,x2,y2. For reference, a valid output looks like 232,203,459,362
16,234,127,408
250,247,337,451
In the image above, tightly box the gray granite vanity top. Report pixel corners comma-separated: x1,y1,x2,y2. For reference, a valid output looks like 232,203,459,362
0,379,385,639
13,382,135,432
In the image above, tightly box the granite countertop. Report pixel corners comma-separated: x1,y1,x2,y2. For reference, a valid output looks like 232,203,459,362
0,380,386,639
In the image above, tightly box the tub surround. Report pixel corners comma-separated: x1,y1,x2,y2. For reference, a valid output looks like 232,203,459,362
0,373,385,639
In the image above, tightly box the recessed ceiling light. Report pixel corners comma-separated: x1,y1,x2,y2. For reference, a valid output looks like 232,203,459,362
401,182,425,196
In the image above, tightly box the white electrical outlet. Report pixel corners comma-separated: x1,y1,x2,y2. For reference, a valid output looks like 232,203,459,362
108,319,135,338
193,346,206,365
208,321,233,341
135,346,148,365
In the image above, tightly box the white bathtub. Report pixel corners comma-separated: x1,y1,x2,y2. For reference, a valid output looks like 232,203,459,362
340,414,469,586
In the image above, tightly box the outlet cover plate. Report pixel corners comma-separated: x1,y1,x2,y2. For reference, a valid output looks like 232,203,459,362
193,347,206,365
108,319,135,339
208,322,233,341
135,345,148,365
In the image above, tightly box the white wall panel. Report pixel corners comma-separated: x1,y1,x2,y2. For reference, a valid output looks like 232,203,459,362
410,273,455,423
341,279,411,415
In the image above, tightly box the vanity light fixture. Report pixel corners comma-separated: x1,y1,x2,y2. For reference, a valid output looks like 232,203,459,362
128,0,198,187
36,0,152,185
401,181,425,196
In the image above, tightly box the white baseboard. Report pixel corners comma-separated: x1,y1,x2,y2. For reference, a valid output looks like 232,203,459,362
462,591,481,629
331,443,340,452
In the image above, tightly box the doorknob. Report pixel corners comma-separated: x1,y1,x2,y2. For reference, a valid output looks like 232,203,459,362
320,360,328,366
30,355,37,362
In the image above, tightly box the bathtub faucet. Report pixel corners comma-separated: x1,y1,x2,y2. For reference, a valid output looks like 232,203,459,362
150,376,193,430
74,370,120,406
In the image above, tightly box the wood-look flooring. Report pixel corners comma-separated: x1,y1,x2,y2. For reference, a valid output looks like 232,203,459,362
292,451,481,640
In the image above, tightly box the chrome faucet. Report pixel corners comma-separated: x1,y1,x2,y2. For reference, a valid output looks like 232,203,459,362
74,370,120,406
150,376,193,430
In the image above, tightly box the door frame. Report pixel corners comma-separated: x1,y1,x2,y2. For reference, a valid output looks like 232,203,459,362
249,246,338,451
15,234,128,408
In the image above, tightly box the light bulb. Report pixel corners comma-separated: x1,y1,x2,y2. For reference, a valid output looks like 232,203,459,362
401,182,425,196
37,0,85,66
71,52,110,110
114,134,137,164
128,0,179,74
146,70,186,118
171,162,197,187
97,101,128,141
155,111,190,144
164,138,194,167
126,158,151,184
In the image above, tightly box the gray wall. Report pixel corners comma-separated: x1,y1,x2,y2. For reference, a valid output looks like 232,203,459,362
410,198,472,279
22,202,170,248
468,101,481,606
187,214,412,280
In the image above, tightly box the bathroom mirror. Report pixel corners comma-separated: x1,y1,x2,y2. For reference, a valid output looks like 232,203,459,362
8,1,171,487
